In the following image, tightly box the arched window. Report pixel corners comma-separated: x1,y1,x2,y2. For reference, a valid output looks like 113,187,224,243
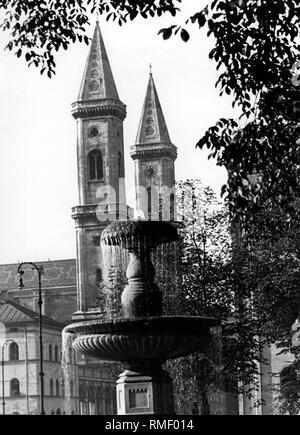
170,193,175,221
9,342,19,361
79,384,86,401
118,152,123,178
71,410,75,415
96,268,102,286
79,384,88,415
56,379,60,396
56,408,61,415
61,379,65,397
112,386,117,415
88,150,103,181
10,378,20,396
105,384,112,415
50,379,54,396
49,344,52,361
70,380,74,397
55,345,59,362
51,411,55,415
88,385,96,415
96,385,104,415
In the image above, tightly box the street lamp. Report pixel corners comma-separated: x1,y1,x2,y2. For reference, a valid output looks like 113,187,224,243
1,339,14,415
17,262,45,415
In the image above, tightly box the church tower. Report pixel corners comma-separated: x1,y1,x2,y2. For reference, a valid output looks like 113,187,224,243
71,23,129,314
130,71,177,220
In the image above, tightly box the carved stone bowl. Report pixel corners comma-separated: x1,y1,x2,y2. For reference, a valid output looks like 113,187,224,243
101,221,179,250
65,316,218,362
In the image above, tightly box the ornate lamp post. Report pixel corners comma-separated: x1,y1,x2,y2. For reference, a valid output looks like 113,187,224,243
1,339,14,415
17,262,45,415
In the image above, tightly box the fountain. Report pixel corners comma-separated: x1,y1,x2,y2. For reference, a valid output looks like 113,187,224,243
66,221,218,415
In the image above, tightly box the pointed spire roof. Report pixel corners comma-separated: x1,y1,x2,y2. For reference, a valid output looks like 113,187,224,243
135,72,172,145
77,22,119,101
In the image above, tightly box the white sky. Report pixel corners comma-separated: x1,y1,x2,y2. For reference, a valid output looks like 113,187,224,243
0,1,239,264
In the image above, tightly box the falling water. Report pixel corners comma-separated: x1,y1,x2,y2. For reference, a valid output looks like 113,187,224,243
100,220,182,318
101,243,128,318
61,328,78,415
153,240,182,315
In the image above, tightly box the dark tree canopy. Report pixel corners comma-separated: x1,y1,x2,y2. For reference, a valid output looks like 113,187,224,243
0,0,181,77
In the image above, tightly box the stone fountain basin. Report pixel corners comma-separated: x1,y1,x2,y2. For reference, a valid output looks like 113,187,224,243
65,316,218,362
101,220,179,249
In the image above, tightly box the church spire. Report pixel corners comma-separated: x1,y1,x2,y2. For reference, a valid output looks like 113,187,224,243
135,71,172,145
77,22,119,101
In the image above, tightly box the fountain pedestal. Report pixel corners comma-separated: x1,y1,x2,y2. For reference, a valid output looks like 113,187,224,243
117,365,174,415
66,221,218,416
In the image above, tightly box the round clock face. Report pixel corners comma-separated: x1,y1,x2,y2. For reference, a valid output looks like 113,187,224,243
144,165,157,178
89,126,99,138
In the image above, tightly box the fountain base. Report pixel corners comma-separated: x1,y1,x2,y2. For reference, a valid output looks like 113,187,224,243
116,365,174,415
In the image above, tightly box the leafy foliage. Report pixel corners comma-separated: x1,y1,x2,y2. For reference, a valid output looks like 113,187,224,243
277,360,300,414
158,1,300,225
167,180,263,414
241,201,300,349
234,199,300,414
0,0,181,77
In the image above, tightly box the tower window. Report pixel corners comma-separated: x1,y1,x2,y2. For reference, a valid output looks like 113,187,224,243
170,194,175,221
88,150,103,181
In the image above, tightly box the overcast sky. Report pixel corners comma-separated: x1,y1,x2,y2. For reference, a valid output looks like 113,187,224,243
0,1,239,264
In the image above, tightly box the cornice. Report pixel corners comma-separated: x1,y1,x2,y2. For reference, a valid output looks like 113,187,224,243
71,98,126,121
130,142,177,161
72,203,133,226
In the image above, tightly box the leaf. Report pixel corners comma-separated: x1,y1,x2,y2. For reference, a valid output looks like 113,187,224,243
158,26,176,40
180,28,190,42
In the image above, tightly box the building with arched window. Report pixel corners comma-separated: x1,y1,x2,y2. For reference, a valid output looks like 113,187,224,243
0,298,78,415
